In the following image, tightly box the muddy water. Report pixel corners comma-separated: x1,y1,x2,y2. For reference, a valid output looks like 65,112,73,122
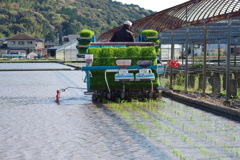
0,68,173,160
0,64,240,160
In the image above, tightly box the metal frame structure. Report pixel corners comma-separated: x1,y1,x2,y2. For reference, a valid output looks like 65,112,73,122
97,0,240,101
98,0,240,42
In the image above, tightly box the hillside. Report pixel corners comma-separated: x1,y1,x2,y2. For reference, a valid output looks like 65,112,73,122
0,0,154,43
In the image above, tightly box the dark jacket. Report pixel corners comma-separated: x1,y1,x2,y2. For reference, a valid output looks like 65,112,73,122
110,26,134,42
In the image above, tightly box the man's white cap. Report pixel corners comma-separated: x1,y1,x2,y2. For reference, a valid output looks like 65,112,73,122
124,21,132,26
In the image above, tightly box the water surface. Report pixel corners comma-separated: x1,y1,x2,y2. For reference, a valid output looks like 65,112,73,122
0,69,173,160
0,63,240,160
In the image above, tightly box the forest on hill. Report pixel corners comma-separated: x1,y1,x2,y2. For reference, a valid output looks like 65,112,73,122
0,0,154,43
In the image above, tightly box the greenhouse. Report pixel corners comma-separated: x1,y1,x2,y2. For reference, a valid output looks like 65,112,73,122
56,39,81,61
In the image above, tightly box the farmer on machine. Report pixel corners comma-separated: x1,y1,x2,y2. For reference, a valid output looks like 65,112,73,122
110,21,134,42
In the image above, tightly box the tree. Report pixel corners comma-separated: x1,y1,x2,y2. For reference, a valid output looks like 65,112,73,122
1,0,154,40
0,25,11,37
10,24,26,34
45,31,56,42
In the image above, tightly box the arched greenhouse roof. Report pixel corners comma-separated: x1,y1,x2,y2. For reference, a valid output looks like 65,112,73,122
97,0,240,44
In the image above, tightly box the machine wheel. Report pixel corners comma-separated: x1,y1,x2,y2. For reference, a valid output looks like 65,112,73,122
156,89,161,99
148,91,153,98
125,90,131,101
96,90,103,102
92,91,98,102
120,92,125,99
107,92,111,100
141,89,146,98
152,90,157,99
142,91,148,101
101,90,107,100
110,90,116,101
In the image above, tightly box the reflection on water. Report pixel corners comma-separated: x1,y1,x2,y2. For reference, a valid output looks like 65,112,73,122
0,67,240,160
0,70,173,160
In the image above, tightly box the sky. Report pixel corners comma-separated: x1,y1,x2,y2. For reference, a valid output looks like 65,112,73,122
113,0,189,12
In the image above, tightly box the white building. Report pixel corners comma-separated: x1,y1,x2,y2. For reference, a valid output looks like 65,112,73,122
6,33,36,50
62,34,79,44
5,33,45,56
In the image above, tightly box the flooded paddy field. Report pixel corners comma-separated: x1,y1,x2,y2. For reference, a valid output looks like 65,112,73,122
0,63,240,160
0,63,75,71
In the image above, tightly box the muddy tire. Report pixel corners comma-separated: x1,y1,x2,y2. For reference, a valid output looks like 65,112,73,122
107,92,111,100
110,90,115,101
148,91,153,98
92,91,98,102
101,90,107,100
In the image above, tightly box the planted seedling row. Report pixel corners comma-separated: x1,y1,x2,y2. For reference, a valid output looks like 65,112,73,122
107,99,240,159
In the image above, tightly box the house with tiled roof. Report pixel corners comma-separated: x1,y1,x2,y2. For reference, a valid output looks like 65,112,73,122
6,33,37,50
4,33,45,57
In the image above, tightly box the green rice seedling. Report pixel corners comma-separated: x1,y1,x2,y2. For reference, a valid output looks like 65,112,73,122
150,105,158,112
135,107,141,114
150,118,157,124
141,29,158,37
224,144,228,150
189,116,194,121
144,103,151,109
143,98,148,102
199,146,209,157
114,104,123,112
233,136,237,141
137,102,144,107
127,46,142,65
181,135,188,142
134,100,139,106
78,48,87,54
198,145,203,150
178,111,183,116
121,110,130,119
163,140,172,147
200,121,204,127
79,29,95,37
172,149,180,157
196,130,201,135
141,112,148,119
153,133,159,139
155,122,163,130
130,119,136,125
116,98,121,103
78,40,91,46
174,110,177,115
182,123,185,130
120,100,128,104
236,149,240,157
179,153,186,160
166,128,171,134
188,139,193,146
145,39,160,44
149,131,155,138
141,46,157,61
191,110,196,115
114,47,127,59
134,122,149,134
169,117,175,123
